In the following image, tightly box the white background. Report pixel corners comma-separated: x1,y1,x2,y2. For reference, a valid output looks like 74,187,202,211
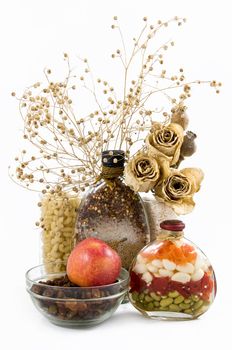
0,0,231,349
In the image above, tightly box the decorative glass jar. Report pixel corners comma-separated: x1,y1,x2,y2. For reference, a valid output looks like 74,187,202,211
142,194,177,241
129,220,216,320
75,150,150,270
40,192,81,273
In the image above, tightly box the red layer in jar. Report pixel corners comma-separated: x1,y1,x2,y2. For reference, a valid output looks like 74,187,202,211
130,271,214,301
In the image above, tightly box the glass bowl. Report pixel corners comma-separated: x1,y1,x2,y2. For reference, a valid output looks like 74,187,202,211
26,262,129,327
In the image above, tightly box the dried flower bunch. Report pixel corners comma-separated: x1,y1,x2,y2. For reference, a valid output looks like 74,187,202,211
124,113,205,214
10,16,221,214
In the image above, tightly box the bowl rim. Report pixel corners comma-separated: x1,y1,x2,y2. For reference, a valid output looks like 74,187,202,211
27,288,128,302
25,262,129,290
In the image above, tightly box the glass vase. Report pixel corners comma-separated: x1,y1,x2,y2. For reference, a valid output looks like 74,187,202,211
142,194,177,241
40,192,81,273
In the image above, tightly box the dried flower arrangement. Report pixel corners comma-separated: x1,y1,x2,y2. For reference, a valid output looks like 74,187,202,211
10,16,221,218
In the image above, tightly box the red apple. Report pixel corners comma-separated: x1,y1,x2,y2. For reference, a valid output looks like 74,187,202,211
66,237,122,287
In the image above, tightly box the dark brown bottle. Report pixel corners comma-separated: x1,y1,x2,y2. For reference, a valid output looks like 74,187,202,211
75,150,150,269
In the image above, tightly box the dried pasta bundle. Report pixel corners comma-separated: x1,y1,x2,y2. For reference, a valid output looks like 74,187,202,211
41,192,81,272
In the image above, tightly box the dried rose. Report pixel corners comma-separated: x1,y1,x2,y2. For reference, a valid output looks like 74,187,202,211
155,168,204,215
124,152,169,192
171,103,189,130
146,122,184,166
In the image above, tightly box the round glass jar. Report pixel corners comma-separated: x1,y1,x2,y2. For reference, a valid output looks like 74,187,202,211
75,150,150,270
129,220,216,320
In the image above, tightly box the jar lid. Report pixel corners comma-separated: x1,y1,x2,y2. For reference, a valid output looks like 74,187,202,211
102,150,125,168
160,220,185,231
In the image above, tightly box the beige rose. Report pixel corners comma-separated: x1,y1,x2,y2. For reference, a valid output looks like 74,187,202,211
124,152,169,192
155,168,204,215
146,122,184,166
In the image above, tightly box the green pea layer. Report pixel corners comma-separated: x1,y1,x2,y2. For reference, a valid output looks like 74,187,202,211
130,290,210,316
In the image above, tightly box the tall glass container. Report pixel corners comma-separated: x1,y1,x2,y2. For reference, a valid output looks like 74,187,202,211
40,192,81,273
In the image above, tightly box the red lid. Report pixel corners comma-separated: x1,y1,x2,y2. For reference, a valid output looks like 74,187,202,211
160,220,185,231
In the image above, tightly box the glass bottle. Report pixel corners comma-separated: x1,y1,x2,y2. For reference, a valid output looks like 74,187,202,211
75,150,150,270
129,220,216,320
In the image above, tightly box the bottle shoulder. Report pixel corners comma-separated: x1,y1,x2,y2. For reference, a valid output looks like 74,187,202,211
77,177,149,231
82,177,143,201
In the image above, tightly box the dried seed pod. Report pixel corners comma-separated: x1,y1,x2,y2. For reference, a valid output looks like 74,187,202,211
171,104,189,130
180,131,197,157
174,131,197,168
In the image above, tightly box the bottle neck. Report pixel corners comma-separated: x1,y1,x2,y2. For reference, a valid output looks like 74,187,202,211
101,165,124,179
